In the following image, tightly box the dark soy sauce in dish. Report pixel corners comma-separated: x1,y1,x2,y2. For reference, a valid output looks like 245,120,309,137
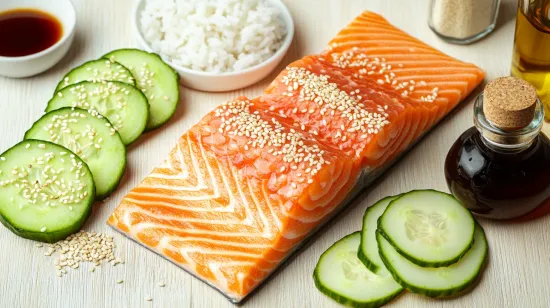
0,8,63,57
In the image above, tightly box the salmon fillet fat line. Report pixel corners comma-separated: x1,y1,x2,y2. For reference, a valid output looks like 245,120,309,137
108,11,485,303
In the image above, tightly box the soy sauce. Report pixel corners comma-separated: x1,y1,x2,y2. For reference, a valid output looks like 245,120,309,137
445,127,550,220
0,8,63,57
444,78,550,221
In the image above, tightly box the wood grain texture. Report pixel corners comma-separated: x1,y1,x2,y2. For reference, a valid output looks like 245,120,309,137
1,0,549,307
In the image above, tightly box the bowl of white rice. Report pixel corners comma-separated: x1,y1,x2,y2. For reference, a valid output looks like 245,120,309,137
133,0,294,92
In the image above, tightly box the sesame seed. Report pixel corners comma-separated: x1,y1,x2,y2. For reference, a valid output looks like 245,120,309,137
37,230,122,277
145,297,153,302
331,51,433,101
158,282,166,287
279,67,390,138
40,227,47,232
116,280,123,284
214,99,329,177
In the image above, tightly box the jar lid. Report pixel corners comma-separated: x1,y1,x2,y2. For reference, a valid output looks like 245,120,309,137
483,77,538,130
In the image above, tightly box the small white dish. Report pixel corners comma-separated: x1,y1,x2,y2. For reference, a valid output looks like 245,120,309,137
133,0,294,92
0,0,76,78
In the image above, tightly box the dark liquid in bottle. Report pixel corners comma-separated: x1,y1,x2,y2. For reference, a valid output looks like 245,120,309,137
0,8,63,57
445,127,550,220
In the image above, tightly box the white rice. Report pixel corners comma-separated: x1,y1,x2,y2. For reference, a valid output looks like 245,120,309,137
140,0,287,73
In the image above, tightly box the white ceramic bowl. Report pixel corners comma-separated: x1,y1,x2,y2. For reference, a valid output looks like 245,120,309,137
133,0,294,92
0,0,76,78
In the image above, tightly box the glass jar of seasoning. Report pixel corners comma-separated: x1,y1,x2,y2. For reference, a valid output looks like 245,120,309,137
445,77,550,220
428,0,501,44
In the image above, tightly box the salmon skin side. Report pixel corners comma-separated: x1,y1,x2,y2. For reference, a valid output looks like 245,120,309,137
107,11,485,303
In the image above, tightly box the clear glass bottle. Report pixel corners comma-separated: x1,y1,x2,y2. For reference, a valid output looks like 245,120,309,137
428,0,500,44
445,79,550,220
511,0,550,121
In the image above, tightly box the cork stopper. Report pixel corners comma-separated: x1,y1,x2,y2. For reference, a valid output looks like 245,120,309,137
483,77,538,130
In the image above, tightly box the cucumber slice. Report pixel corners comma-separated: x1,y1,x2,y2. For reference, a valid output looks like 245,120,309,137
103,49,180,130
313,232,403,308
24,108,126,200
378,190,475,267
378,223,488,297
46,81,149,145
0,140,95,243
358,195,400,273
55,59,135,92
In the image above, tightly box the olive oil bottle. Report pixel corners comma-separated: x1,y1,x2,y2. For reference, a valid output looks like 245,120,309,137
511,0,550,120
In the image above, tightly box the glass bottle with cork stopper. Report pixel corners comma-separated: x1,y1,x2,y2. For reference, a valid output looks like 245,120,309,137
445,77,550,220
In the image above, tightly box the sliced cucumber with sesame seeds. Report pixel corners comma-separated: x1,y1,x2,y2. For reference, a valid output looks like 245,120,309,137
46,81,149,145
0,140,95,243
358,195,400,273
24,108,126,200
54,59,135,92
313,232,403,307
378,223,488,297
378,190,475,268
103,49,180,131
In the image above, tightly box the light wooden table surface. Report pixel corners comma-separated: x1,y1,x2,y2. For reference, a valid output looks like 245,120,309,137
1,0,549,307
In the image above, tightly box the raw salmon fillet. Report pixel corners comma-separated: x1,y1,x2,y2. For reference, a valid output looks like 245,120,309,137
109,98,359,301
108,11,485,303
